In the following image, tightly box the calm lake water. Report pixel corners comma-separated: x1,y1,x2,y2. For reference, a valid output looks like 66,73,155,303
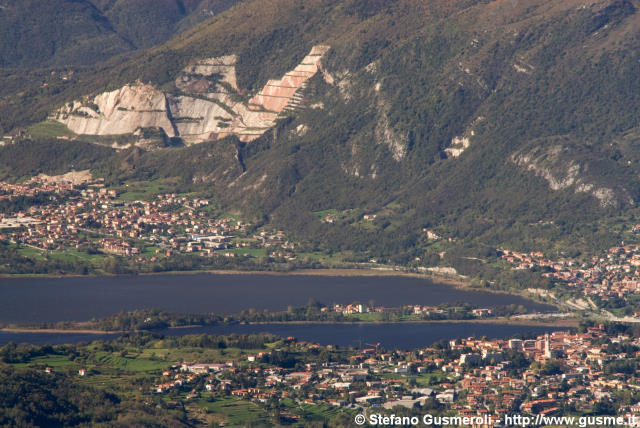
0,322,569,349
0,273,553,324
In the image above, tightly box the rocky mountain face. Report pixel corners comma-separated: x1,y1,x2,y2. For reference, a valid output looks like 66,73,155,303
53,46,330,143
4,0,640,259
511,144,635,209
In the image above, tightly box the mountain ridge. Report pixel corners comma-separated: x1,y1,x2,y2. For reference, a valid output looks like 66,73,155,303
0,0,243,67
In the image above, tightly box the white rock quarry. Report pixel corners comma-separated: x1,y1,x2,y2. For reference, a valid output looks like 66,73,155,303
248,45,331,114
56,83,175,137
53,46,331,144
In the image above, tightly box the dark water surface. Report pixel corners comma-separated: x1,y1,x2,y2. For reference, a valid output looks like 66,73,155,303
0,273,553,324
0,322,568,349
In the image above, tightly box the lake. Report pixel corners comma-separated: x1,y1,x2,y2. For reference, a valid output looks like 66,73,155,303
0,322,569,349
0,273,554,324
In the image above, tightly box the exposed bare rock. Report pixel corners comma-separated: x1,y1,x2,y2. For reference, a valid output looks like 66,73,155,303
375,99,408,162
512,57,535,74
512,144,634,208
320,67,336,85
295,124,308,137
169,95,234,143
52,46,331,145
55,83,175,137
444,117,485,158
338,77,353,101
248,45,331,113
512,145,582,191
181,55,239,91
31,169,93,185
444,136,470,158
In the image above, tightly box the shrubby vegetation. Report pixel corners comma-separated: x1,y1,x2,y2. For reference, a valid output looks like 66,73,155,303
0,364,188,427
0,333,293,426
0,139,113,182
0,242,92,276
19,301,532,333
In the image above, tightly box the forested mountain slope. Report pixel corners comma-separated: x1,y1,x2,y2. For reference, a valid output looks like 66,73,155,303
0,0,242,67
3,0,640,265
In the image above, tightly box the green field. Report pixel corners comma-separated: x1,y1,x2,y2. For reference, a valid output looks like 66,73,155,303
313,209,341,219
27,121,75,139
380,370,451,386
197,396,269,427
224,247,266,257
296,251,346,264
50,248,106,264
94,352,166,373
299,402,348,423
14,354,79,369
16,246,48,260
116,178,183,202
15,241,108,265
312,209,357,224
1,333,364,426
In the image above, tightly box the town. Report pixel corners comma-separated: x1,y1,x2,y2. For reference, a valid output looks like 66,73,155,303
123,325,640,425
501,244,640,314
8,322,640,426
0,176,294,264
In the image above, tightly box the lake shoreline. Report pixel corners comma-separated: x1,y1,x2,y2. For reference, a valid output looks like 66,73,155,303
0,267,548,302
246,317,580,328
0,267,466,283
0,269,556,328
1,317,579,335
0,328,119,335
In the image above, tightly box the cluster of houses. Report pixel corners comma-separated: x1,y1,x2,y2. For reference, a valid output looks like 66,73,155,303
0,180,77,247
149,326,640,423
0,180,72,199
154,342,443,412
0,131,23,146
441,325,639,417
100,238,140,257
0,178,295,260
320,303,492,318
501,245,640,301
325,303,367,314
